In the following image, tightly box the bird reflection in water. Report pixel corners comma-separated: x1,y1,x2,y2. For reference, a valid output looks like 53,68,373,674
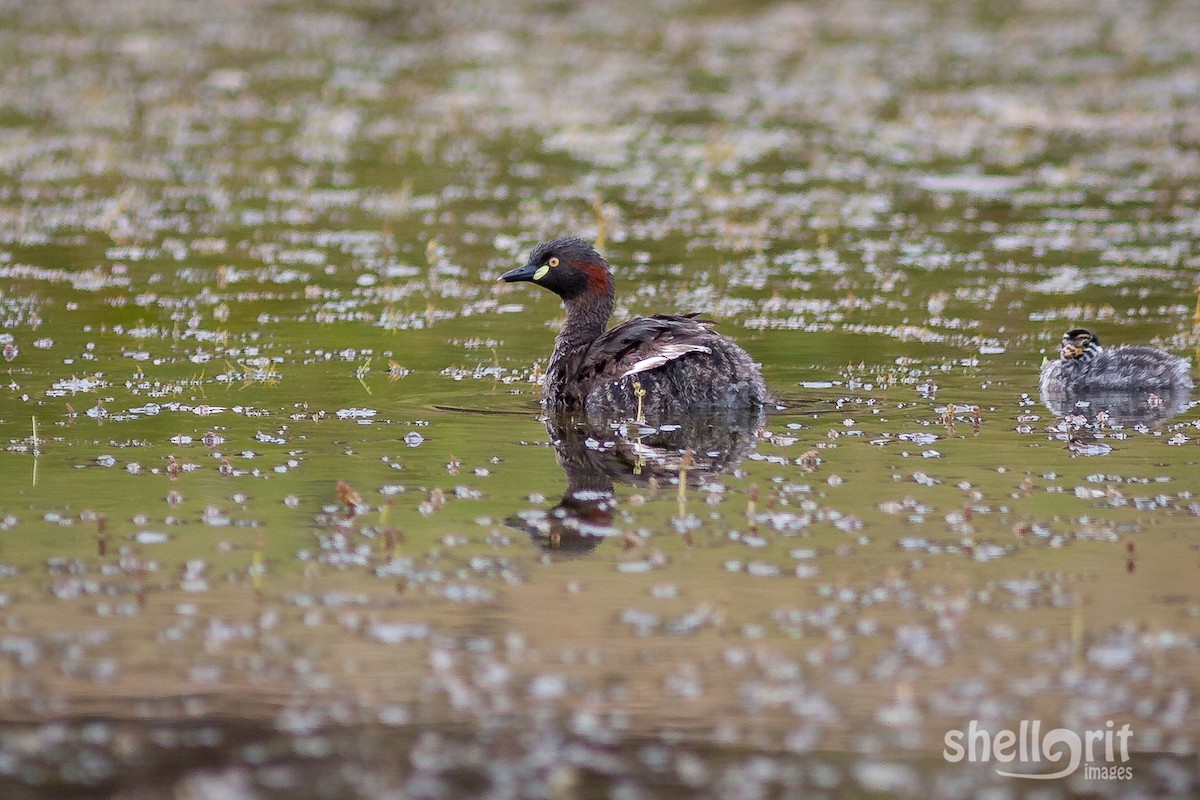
507,409,764,555
1041,386,1193,455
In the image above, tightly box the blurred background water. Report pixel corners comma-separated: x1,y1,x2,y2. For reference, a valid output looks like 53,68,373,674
1,0,1199,797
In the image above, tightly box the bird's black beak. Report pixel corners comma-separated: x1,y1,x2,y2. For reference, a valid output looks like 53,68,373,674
499,262,538,283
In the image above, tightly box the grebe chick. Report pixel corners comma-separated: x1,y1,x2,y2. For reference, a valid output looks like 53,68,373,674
1039,327,1194,397
500,237,768,419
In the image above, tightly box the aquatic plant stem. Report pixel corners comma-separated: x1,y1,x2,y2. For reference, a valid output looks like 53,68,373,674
593,198,607,249
356,357,373,395
676,450,693,519
31,415,39,486
1071,599,1084,670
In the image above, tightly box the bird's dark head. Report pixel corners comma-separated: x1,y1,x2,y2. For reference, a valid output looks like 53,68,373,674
500,237,613,302
1061,328,1100,360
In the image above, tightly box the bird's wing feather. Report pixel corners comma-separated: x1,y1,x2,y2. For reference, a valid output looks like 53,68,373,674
620,344,713,378
573,314,718,384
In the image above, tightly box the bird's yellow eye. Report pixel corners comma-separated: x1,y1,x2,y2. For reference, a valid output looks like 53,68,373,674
548,257,560,267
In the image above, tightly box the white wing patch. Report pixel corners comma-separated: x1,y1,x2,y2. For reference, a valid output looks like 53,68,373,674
620,344,711,379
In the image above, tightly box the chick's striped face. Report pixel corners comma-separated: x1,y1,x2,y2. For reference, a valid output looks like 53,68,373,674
1061,328,1096,360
